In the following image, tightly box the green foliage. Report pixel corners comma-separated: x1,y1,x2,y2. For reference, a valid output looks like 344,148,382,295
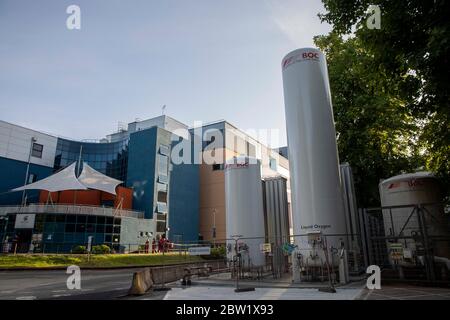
71,245,87,254
318,0,450,203
210,246,226,259
314,33,423,207
0,253,203,269
91,244,111,254
200,246,226,260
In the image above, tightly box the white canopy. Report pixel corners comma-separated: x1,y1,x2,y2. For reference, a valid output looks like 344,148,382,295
12,162,87,193
78,162,123,195
12,161,123,195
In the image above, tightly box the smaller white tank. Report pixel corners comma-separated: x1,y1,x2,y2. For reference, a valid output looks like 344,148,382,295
379,172,449,259
225,156,266,268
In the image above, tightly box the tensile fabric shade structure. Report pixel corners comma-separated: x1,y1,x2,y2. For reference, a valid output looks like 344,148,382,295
12,162,87,193
77,162,122,195
12,161,123,195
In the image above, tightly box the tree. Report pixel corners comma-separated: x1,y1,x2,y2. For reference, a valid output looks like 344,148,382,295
319,0,450,202
314,33,423,207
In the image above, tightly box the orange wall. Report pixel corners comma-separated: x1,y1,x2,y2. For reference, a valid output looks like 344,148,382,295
39,186,132,209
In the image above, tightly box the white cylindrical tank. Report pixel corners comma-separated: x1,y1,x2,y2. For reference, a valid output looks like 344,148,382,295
379,172,449,259
225,156,266,268
281,48,347,252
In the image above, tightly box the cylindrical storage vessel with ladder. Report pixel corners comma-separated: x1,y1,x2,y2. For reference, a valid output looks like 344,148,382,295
225,156,266,268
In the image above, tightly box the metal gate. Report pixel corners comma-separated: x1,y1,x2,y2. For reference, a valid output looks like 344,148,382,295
359,203,450,282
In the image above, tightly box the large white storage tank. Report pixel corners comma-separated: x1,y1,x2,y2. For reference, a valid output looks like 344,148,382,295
379,172,449,259
225,156,266,268
281,48,347,250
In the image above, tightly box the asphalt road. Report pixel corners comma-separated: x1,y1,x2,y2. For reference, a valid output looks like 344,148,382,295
0,269,139,300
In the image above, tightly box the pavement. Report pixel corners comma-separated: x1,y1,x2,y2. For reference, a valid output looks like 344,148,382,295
160,286,363,300
358,284,450,300
1,269,449,300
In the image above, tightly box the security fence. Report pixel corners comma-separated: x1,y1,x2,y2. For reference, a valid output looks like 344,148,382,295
359,203,450,283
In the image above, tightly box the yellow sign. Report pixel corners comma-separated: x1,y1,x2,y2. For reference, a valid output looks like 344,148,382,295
260,243,271,253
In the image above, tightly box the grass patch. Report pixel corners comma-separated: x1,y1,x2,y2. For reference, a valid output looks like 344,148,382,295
0,253,204,269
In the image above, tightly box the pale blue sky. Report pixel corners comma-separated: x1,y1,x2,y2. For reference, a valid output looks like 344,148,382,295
0,0,331,146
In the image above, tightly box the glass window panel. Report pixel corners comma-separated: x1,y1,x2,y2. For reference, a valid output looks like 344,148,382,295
157,155,168,176
65,224,75,232
76,224,86,233
159,145,170,156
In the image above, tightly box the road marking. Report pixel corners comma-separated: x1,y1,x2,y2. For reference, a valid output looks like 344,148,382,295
52,294,72,298
16,296,37,300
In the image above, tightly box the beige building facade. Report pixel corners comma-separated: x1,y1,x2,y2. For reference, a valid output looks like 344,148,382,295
195,121,291,242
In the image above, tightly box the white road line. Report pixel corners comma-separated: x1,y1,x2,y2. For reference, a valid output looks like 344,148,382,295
16,296,37,300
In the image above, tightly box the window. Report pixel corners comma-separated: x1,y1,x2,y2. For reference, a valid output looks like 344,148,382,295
269,157,277,171
157,191,168,203
159,144,170,156
31,143,43,158
233,136,246,154
157,154,168,176
27,173,37,184
156,221,166,233
156,202,168,214
247,143,256,157
158,174,168,184
157,213,167,221
212,164,223,171
157,183,167,192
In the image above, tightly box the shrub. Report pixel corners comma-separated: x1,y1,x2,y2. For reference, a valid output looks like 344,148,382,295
92,244,111,254
202,246,226,260
72,245,87,254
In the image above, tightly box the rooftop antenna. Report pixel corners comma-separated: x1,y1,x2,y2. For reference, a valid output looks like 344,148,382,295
162,105,166,115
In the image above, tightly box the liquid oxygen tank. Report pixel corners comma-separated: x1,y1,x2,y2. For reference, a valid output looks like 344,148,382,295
281,48,348,279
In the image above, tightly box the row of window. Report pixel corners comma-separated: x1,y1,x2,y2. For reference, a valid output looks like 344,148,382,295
44,214,120,225
54,138,129,181
44,223,121,234
43,232,120,244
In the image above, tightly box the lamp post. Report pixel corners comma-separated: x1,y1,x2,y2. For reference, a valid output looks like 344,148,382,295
212,209,217,246
0,216,9,253
22,137,37,206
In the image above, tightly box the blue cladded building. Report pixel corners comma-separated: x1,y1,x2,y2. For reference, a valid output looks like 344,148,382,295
0,116,199,252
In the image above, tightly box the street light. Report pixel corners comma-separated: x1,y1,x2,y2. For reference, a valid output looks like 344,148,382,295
0,216,9,253
212,209,217,246
22,137,37,206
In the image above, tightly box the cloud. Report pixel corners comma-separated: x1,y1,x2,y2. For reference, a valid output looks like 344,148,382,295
264,0,331,47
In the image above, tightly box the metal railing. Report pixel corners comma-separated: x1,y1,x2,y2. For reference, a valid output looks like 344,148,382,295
0,204,144,219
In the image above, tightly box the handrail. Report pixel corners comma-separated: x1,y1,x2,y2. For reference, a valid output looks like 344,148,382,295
0,204,144,219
